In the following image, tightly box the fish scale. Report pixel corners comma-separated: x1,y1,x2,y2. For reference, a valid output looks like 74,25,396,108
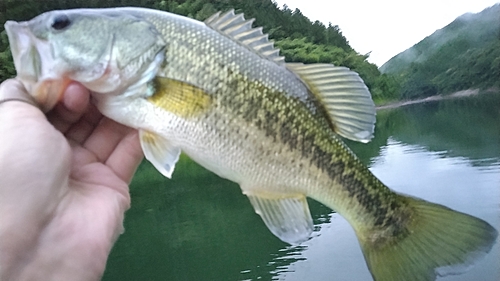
5,7,497,281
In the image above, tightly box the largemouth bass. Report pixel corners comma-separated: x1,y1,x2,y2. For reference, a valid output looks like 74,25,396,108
5,8,497,281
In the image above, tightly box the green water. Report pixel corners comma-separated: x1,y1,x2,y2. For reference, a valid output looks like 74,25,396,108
102,92,500,281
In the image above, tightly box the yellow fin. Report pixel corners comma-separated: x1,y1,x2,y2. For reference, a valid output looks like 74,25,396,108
287,63,376,143
148,77,212,118
139,130,180,178
357,196,498,281
244,190,313,245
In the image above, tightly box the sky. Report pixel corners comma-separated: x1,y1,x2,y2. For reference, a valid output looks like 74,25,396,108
275,0,500,66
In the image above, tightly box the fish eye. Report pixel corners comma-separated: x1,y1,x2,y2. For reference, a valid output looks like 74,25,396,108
51,14,71,31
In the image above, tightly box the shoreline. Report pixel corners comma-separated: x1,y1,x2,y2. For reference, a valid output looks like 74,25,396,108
375,88,491,110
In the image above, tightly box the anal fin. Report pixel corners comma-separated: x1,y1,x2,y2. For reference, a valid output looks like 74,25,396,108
244,191,313,245
139,130,180,178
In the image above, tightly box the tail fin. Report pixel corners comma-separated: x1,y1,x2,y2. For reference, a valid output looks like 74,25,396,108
356,196,498,281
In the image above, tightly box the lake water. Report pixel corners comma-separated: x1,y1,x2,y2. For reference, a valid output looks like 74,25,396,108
102,92,500,281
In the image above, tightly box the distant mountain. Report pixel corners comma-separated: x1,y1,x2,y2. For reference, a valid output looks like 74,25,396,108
380,4,500,99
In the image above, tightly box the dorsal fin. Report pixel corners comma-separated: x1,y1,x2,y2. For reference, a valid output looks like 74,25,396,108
205,10,285,65
287,63,376,143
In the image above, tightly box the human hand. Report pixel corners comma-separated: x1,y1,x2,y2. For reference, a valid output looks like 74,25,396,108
0,79,143,281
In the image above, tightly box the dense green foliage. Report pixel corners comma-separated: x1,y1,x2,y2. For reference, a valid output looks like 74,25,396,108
0,0,397,102
381,4,500,99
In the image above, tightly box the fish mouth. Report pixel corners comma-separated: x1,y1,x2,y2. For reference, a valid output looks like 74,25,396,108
5,21,68,111
5,21,41,84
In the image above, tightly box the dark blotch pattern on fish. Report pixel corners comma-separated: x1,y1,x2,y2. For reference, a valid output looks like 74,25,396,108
217,71,409,234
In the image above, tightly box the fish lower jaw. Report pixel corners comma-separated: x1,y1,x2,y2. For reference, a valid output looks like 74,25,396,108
20,78,70,112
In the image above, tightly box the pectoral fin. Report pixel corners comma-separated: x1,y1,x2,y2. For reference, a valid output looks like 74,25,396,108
244,191,313,245
139,130,180,178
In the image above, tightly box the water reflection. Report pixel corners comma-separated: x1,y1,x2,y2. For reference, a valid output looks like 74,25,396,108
103,158,305,281
103,92,500,281
348,91,500,166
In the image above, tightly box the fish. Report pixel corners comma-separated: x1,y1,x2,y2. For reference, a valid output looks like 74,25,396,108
5,7,498,281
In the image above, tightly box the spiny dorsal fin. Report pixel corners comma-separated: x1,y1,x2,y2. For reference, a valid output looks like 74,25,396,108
205,10,285,65
287,63,376,143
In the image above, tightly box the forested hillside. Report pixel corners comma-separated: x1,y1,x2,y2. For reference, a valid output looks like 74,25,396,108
381,4,500,99
0,0,399,102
